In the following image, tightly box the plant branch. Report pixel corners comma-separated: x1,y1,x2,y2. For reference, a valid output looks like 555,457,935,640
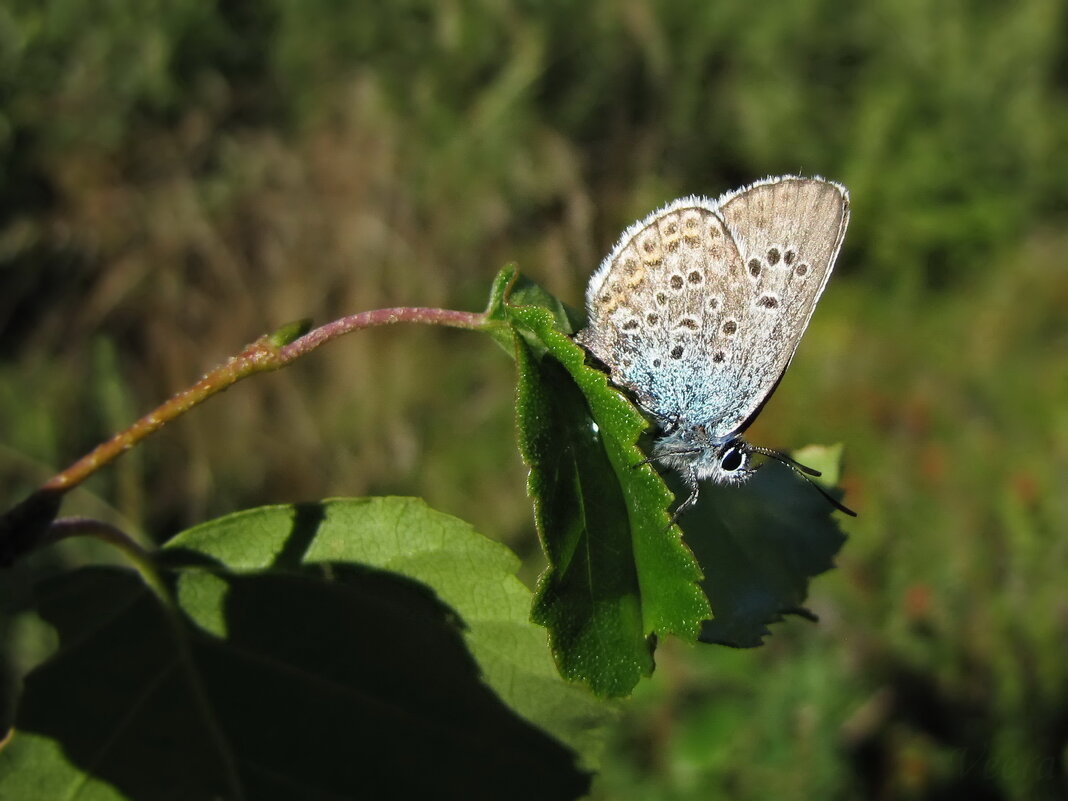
44,307,488,494
1,306,491,564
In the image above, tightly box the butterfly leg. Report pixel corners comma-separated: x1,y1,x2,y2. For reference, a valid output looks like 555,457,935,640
668,468,701,524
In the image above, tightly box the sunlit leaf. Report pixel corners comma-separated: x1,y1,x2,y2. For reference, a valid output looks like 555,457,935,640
499,267,710,697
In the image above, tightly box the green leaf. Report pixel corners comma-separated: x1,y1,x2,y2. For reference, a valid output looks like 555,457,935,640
501,270,710,698
484,264,580,350
0,498,608,800
266,317,313,347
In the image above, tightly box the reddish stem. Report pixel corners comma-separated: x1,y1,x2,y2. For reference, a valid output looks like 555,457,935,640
42,307,489,494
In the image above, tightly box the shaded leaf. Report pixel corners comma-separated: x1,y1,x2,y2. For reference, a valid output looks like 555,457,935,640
677,446,850,647
0,498,606,800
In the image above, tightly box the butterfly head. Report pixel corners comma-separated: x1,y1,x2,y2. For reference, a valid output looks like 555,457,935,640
652,428,755,487
650,426,857,519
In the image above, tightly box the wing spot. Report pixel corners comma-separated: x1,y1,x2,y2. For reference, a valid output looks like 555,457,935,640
783,249,796,266
712,351,726,363
640,237,663,265
679,317,699,330
682,214,702,245
748,258,761,277
767,247,781,265
646,313,660,325
622,319,640,330
722,320,737,335
652,358,662,368
669,274,684,290
688,270,703,284
758,295,779,309
655,292,668,305
596,292,621,314
794,262,809,277
670,345,684,360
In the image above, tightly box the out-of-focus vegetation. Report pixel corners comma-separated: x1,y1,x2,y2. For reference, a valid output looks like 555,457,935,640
2,1,1067,798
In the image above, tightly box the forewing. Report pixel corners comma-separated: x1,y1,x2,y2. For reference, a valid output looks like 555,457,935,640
708,177,850,437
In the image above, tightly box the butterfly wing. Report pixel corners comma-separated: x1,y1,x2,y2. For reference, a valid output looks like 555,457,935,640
709,176,850,438
578,176,849,441
577,198,747,428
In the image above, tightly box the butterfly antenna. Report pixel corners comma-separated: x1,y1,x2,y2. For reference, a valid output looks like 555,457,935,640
751,446,857,517
752,446,822,477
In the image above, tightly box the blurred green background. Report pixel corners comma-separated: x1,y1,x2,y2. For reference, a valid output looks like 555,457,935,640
2,1,1067,798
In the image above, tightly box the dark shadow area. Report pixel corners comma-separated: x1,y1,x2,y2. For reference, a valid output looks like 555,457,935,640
10,558,589,800
0,489,64,568
843,663,1068,801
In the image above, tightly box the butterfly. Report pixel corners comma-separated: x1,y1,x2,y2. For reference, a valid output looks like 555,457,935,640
576,176,854,517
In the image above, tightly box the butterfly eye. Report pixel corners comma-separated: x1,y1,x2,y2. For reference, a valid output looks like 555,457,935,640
720,446,743,471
